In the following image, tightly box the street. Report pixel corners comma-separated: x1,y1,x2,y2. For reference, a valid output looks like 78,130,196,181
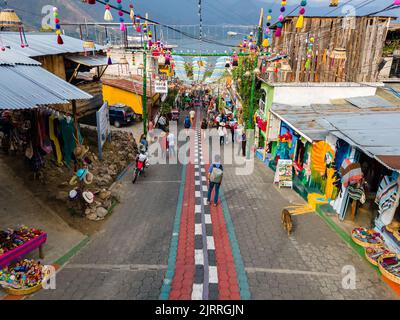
30,110,396,300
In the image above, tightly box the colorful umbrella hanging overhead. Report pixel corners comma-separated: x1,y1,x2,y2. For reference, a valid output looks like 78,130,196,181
54,7,63,45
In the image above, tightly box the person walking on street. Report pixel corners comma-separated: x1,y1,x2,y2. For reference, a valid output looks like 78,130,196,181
242,130,247,157
201,118,208,140
218,123,225,145
184,115,191,137
166,130,175,158
160,131,167,159
189,109,196,127
207,155,224,207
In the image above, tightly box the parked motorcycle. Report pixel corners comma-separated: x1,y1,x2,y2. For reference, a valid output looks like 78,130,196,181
132,145,150,184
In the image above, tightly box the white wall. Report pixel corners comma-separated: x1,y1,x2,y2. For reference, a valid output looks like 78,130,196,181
273,85,378,106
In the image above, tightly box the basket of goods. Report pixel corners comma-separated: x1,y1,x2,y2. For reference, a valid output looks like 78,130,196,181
351,227,384,248
365,246,392,266
378,254,400,285
0,226,44,255
0,259,49,295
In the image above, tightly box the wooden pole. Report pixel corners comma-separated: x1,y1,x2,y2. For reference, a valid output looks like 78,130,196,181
72,100,79,142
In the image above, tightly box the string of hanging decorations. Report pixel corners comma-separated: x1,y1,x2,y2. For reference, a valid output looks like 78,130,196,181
54,7,63,45
296,0,307,30
198,0,202,41
262,8,273,48
275,0,286,38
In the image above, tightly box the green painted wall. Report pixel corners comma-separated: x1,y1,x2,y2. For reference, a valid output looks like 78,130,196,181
260,82,274,120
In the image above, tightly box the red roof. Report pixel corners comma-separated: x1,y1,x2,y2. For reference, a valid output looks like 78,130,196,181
102,78,156,97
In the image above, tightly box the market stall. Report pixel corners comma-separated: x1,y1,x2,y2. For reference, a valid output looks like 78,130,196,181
0,226,47,269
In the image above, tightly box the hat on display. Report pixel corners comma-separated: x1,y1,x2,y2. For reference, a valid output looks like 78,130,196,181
82,191,94,204
84,171,94,185
69,188,81,201
76,168,88,181
69,175,78,186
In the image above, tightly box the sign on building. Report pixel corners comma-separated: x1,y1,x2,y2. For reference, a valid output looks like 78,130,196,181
154,80,168,94
274,159,293,189
96,101,111,160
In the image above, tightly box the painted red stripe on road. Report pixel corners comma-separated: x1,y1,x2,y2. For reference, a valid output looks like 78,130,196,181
201,134,241,300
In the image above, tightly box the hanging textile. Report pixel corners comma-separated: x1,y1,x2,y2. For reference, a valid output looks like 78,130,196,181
376,175,400,226
60,118,76,167
347,185,366,204
339,158,363,188
375,175,399,216
48,114,63,165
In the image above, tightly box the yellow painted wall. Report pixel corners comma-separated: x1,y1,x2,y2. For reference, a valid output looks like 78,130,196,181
102,85,144,115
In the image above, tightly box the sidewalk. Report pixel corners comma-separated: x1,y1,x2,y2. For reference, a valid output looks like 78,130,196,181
221,157,397,299
0,158,86,298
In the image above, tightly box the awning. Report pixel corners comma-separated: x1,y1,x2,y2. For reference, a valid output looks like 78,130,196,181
0,65,92,109
66,55,110,67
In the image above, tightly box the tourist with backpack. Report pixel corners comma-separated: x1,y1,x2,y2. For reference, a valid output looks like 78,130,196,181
184,115,191,136
207,155,224,207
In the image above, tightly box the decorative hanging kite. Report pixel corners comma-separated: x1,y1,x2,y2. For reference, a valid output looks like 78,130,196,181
116,0,126,31
104,0,113,21
296,0,307,30
53,7,63,45
276,1,286,38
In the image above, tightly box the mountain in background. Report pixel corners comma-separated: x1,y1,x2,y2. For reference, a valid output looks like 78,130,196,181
4,0,399,29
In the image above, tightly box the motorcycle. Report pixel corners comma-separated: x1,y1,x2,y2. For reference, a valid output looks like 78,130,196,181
132,149,150,184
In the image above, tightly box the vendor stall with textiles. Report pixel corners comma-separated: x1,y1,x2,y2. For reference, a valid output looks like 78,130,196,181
0,108,83,172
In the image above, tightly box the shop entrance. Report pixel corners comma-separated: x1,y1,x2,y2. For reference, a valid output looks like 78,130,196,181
345,152,392,227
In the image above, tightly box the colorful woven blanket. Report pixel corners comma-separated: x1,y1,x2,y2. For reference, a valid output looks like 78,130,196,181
375,175,399,215
340,158,363,188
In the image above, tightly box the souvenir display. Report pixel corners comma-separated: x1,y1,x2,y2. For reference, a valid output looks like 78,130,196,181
0,259,49,295
351,227,384,248
365,246,392,266
0,226,44,255
378,253,400,285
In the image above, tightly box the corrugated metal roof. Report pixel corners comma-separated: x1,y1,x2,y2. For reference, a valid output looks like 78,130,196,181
102,78,156,97
0,65,92,109
0,50,41,65
272,102,400,171
0,32,104,57
346,96,397,108
66,55,109,67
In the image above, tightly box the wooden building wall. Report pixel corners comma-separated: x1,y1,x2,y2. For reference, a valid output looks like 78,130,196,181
35,55,67,80
270,16,391,83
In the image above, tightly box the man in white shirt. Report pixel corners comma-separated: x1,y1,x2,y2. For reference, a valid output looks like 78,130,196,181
166,130,175,158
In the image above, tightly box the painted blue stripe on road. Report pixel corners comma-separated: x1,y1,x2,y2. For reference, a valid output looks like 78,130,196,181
159,163,187,300
220,188,251,300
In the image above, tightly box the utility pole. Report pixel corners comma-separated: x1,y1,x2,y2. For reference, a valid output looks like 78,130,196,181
142,13,149,136
142,50,148,136
246,8,263,159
